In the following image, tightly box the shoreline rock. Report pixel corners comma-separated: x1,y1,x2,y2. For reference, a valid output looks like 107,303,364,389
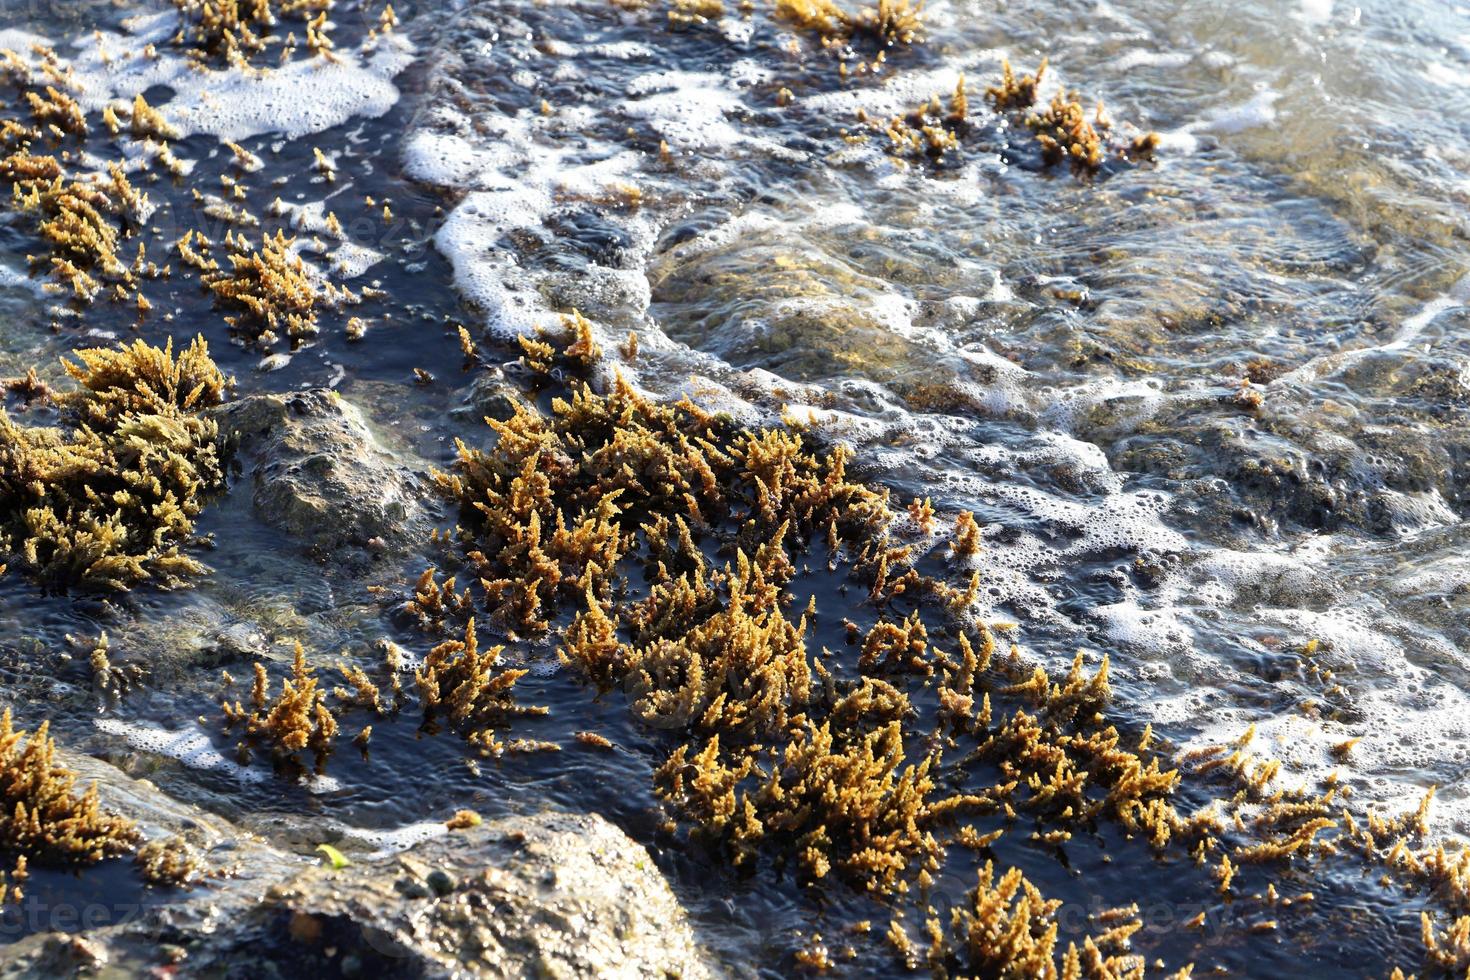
0,798,712,980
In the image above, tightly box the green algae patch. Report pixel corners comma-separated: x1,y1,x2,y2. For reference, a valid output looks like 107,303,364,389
0,335,228,592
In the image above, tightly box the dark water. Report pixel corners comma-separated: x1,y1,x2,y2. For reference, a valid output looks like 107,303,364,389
0,0,1467,975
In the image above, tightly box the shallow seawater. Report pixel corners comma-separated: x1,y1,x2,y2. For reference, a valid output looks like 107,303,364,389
1,0,1469,974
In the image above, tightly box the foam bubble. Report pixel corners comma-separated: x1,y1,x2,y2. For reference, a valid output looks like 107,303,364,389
96,718,347,794
623,70,749,151
324,818,448,857
96,718,267,784
46,14,416,142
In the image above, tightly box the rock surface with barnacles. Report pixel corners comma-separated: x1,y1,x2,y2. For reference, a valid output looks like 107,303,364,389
216,389,433,559
0,806,711,979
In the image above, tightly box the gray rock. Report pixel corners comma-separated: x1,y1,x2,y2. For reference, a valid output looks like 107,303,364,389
0,809,712,980
215,389,432,558
230,812,713,980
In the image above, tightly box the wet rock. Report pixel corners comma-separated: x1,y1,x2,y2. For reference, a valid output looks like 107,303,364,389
424,868,457,896
455,365,522,423
0,810,711,980
215,389,431,559
64,750,279,849
79,606,277,698
0,751,301,977
206,621,275,664
232,812,712,979
1111,390,1470,539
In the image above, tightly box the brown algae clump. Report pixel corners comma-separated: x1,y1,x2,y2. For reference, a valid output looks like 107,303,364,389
8,169,153,301
135,835,208,886
60,333,228,423
431,319,886,635
172,0,336,66
858,80,970,162
906,861,1177,978
621,544,814,738
221,643,339,762
657,720,961,894
415,618,547,756
1027,91,1107,173
1023,89,1159,175
0,710,215,894
431,326,1175,915
200,230,358,348
0,63,159,304
129,94,181,142
986,58,1047,112
0,708,140,865
24,86,87,138
983,60,1159,177
0,336,228,591
668,0,725,26
445,808,483,830
774,0,925,49
425,323,1436,972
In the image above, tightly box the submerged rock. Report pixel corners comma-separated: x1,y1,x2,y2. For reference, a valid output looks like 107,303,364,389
216,389,431,560
0,810,710,979
1114,399,1470,540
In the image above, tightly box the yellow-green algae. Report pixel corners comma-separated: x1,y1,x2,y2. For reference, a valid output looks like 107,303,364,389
0,336,227,591
420,321,1200,975
411,318,1470,977
171,0,343,67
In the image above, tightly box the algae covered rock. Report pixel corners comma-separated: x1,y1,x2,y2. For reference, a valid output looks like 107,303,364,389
0,810,710,980
61,747,299,887
217,388,430,558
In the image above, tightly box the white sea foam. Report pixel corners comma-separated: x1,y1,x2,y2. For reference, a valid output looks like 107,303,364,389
95,718,268,785
11,11,417,142
96,718,345,794
324,818,448,857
